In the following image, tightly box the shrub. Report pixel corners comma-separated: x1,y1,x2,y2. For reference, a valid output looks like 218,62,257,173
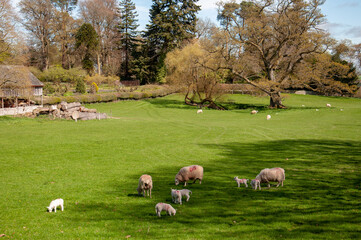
90,82,99,94
76,78,86,94
38,66,86,84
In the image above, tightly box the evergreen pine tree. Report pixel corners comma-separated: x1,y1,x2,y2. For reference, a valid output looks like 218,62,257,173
118,0,139,80
143,0,200,83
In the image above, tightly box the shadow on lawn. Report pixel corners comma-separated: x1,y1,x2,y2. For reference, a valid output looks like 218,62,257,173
67,139,361,238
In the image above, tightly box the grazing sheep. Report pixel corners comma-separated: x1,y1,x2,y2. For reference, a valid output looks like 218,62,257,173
172,189,192,204
251,110,258,114
137,174,153,198
233,177,249,188
250,179,261,190
267,115,271,120
326,103,331,107
171,189,182,204
155,203,176,217
175,165,203,186
47,198,64,212
197,109,203,114
255,167,285,188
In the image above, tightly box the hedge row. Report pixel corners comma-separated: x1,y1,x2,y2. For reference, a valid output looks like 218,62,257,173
37,87,177,105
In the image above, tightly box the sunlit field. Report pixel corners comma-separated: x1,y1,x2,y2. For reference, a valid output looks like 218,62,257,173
1,93,360,239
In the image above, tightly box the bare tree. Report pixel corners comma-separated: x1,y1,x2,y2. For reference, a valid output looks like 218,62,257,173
0,0,19,63
218,0,331,108
19,0,54,70
79,0,121,75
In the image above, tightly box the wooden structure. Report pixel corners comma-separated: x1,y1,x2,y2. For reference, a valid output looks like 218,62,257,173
0,65,44,108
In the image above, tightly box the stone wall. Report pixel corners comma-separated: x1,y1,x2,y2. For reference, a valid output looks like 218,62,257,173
0,106,41,116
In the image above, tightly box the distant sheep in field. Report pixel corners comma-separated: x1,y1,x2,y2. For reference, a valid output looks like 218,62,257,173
175,165,203,186
267,115,271,120
255,167,285,188
234,177,249,188
251,110,258,114
137,174,153,198
155,203,176,217
326,103,331,107
250,179,261,190
197,109,203,114
47,198,64,212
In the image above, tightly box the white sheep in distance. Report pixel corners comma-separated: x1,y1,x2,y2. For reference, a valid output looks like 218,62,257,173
250,179,261,190
172,189,192,204
175,165,203,186
47,198,64,212
255,167,285,188
234,177,249,188
267,115,271,120
251,110,258,114
155,203,176,217
326,103,331,107
197,109,203,114
137,174,153,198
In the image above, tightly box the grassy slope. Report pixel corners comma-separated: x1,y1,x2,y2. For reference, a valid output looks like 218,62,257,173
0,94,360,239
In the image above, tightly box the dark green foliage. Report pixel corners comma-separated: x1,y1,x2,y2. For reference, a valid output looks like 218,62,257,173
142,0,200,83
75,78,86,94
75,23,99,74
118,0,139,81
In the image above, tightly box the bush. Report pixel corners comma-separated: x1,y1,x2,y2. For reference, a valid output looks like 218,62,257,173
38,66,86,84
75,78,86,94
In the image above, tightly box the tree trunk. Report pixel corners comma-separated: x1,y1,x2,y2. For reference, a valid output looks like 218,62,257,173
269,92,285,109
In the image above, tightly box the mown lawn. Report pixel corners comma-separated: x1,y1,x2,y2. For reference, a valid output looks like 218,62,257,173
0,93,360,239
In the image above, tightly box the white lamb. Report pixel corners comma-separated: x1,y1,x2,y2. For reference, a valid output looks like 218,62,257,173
171,189,192,204
197,109,203,114
234,177,249,188
255,167,285,188
251,110,258,114
267,115,271,120
47,198,64,212
326,103,331,107
137,174,153,198
250,179,261,190
155,203,176,217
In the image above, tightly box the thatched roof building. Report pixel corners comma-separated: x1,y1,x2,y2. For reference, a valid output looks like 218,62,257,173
0,65,44,107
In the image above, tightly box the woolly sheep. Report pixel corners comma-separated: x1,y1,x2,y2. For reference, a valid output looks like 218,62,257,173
155,203,176,217
267,115,271,120
137,174,153,198
175,165,203,186
251,110,258,114
250,179,261,190
326,103,331,107
255,167,285,188
47,198,64,212
234,177,249,188
172,188,192,204
171,189,182,204
197,109,203,114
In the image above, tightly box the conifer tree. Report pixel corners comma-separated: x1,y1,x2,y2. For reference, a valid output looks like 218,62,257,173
142,0,200,83
118,0,139,80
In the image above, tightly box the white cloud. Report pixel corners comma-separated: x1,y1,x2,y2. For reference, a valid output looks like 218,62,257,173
198,0,220,10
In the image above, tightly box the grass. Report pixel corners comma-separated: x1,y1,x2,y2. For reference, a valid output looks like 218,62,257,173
0,93,360,239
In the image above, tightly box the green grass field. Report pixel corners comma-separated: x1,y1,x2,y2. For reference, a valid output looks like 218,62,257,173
1,93,360,239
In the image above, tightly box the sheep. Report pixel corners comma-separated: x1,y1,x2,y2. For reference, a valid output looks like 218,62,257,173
250,179,261,190
172,189,192,204
197,109,203,114
266,115,271,120
251,110,258,114
137,174,153,198
233,177,249,188
47,198,64,212
175,165,203,186
171,189,182,204
326,103,331,107
255,167,285,188
155,203,176,217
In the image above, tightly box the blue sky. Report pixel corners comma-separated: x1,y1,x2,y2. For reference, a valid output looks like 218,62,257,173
134,0,361,44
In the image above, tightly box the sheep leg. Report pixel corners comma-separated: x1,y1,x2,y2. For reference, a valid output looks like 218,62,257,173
276,182,280,187
61,204,64,211
186,195,190,202
281,181,284,187
237,182,240,188
149,189,152,198
259,183,261,190
245,183,248,188
184,182,187,186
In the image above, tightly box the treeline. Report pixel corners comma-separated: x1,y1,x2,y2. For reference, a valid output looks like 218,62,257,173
1,0,360,108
